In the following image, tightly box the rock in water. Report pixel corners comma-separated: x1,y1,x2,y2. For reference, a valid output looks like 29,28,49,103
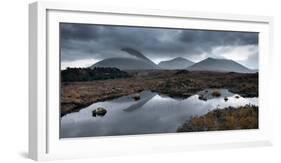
224,96,228,101
92,107,107,117
132,94,141,101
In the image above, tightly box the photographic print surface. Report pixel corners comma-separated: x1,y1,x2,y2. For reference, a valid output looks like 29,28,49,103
60,23,259,138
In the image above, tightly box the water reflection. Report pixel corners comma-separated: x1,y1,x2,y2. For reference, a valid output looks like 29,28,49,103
61,89,258,138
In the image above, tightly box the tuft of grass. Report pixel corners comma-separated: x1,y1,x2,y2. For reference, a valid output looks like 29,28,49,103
211,90,221,97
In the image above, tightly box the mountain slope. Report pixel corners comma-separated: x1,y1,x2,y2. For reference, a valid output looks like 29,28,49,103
90,48,160,70
90,57,159,70
121,48,154,63
186,58,253,73
158,57,194,70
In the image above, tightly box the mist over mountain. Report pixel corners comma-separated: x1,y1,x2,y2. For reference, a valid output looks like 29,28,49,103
186,58,254,73
90,48,160,70
121,48,156,65
91,57,161,70
158,57,194,70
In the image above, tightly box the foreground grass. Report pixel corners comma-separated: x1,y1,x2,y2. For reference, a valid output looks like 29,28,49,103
177,105,258,132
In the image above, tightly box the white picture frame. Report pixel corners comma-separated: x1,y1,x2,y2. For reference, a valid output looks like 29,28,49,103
29,1,274,161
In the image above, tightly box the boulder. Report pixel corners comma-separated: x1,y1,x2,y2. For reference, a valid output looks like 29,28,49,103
132,94,141,101
224,96,228,101
92,107,107,117
198,95,207,101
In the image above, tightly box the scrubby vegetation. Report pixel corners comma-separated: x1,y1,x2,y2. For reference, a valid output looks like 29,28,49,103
61,67,131,82
61,70,258,116
177,105,258,132
211,90,221,97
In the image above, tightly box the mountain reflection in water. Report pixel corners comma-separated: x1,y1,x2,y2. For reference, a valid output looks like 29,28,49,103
60,89,258,138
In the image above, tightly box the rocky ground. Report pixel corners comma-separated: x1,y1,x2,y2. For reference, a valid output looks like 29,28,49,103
61,70,258,116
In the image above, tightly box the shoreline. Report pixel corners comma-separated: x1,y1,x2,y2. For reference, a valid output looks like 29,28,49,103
61,70,258,116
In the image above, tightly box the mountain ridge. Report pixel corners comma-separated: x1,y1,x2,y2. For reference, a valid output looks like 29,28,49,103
90,48,160,70
90,48,255,73
186,57,254,73
158,57,194,70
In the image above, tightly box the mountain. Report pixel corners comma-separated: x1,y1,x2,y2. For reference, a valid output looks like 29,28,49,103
158,57,194,70
90,57,159,70
121,48,156,65
186,57,254,73
90,48,160,70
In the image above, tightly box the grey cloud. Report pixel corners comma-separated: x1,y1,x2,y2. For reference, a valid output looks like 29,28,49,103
60,23,258,68
240,51,259,69
180,30,258,46
61,23,103,41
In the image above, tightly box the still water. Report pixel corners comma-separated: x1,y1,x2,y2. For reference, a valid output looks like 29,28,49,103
61,89,258,138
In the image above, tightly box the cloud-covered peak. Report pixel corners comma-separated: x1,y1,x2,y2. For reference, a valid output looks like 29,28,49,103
60,23,258,69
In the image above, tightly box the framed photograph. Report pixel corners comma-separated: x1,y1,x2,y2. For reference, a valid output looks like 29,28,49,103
29,1,274,161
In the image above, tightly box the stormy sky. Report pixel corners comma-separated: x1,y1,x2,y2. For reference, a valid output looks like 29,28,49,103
60,23,259,70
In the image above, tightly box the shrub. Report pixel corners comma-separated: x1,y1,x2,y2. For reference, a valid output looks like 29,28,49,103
212,90,221,97
61,67,131,82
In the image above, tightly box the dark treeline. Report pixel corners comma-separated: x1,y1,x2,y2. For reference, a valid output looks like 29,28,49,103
61,67,131,82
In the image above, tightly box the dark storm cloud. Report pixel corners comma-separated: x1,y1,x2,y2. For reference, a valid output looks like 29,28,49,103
179,30,258,46
61,23,103,41
61,23,168,61
60,23,258,66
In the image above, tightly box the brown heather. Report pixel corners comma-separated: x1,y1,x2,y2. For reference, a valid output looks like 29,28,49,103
177,105,258,132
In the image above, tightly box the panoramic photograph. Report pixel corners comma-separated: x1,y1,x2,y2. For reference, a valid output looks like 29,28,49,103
60,23,259,138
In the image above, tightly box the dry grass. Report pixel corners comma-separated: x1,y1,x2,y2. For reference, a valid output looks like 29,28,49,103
211,90,221,97
177,105,258,132
61,70,258,116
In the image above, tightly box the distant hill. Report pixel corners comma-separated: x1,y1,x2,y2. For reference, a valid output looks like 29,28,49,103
186,57,254,73
61,67,130,82
158,57,194,70
90,48,160,70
